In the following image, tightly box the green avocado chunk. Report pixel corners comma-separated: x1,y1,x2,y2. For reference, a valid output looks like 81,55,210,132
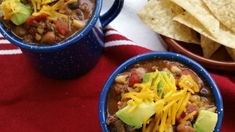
194,110,218,132
11,2,32,25
116,102,156,129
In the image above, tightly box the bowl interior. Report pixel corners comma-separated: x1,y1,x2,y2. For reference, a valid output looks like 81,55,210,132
99,52,224,132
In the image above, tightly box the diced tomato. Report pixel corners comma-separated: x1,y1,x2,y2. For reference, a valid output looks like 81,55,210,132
128,72,141,87
26,14,48,25
55,20,69,35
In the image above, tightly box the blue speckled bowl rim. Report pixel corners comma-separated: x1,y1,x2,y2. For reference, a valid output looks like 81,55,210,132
0,0,103,52
99,52,224,132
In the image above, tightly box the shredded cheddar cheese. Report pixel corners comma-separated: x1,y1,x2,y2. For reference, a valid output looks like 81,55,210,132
32,0,69,21
31,0,61,13
177,93,190,119
119,70,201,132
163,99,176,112
0,0,77,23
171,102,178,125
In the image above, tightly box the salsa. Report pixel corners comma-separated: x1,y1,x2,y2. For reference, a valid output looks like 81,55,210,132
106,60,218,132
0,0,95,44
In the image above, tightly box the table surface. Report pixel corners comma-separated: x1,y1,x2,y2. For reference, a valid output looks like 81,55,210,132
102,0,166,51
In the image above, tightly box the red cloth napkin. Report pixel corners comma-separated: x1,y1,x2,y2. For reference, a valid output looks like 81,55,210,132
0,28,234,132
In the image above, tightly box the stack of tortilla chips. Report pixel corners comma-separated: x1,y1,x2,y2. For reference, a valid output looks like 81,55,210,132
138,0,235,60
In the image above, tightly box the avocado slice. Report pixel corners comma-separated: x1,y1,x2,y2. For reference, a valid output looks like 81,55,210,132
11,2,32,25
116,102,156,129
194,110,218,132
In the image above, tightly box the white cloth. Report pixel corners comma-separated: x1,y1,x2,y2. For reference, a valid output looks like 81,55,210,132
102,0,166,51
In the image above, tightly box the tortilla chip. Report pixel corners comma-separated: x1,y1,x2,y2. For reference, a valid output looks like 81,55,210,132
170,0,220,37
138,0,199,44
225,47,235,61
173,12,235,49
200,35,220,58
202,0,235,34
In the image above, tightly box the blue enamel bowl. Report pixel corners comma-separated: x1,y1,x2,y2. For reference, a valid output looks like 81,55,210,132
99,52,224,132
0,0,124,79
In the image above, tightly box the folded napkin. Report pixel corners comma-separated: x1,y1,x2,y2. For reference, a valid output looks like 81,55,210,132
0,28,234,132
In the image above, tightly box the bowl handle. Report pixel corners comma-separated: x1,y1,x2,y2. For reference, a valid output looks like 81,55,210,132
100,0,124,27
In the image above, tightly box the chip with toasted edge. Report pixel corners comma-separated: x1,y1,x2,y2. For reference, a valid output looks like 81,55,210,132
173,12,235,49
200,35,221,58
138,0,199,44
170,0,220,38
225,47,235,61
202,0,235,34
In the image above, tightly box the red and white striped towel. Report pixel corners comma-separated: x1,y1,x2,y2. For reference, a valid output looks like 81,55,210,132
0,28,234,132
0,34,22,55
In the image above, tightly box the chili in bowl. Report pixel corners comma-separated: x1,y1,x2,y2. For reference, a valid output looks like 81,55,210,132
0,0,124,79
99,52,223,132
0,0,95,45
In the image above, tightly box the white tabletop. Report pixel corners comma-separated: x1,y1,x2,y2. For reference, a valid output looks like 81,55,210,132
102,0,166,51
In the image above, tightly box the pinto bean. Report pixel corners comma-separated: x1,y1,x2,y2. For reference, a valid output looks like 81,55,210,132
72,19,86,29
35,33,41,41
106,115,118,125
200,87,209,97
186,103,199,114
135,67,146,78
113,83,126,94
170,65,182,75
41,32,56,44
75,9,85,20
